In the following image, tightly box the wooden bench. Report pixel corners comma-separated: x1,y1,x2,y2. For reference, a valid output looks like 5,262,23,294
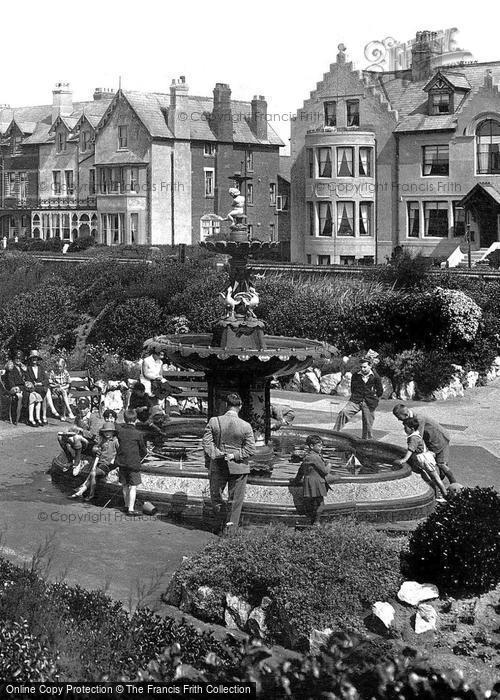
67,370,101,413
127,371,208,414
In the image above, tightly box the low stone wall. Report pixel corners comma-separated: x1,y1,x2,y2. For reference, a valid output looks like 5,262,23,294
279,356,500,402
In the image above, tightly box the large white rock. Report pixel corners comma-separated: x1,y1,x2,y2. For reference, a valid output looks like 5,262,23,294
335,372,352,397
301,370,321,394
372,602,395,629
225,593,252,630
414,603,437,634
464,371,479,389
380,376,394,400
247,596,272,638
432,376,465,401
309,627,334,655
397,581,439,606
397,381,416,401
320,372,342,395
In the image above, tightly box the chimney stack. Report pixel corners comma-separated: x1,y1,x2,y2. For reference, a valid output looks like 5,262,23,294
212,83,233,142
52,81,73,122
411,31,439,82
168,76,190,137
93,87,115,101
251,95,267,140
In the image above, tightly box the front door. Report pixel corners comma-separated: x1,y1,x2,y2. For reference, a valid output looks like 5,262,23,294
474,201,500,248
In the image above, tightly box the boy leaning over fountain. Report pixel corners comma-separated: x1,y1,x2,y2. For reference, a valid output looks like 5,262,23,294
294,434,331,525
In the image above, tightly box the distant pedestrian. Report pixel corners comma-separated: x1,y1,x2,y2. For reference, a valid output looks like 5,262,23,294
115,409,147,516
334,358,383,439
293,434,331,525
392,404,457,485
393,417,448,501
202,393,256,535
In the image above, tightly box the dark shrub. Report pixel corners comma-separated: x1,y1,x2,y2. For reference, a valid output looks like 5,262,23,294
0,620,59,682
408,487,500,594
378,250,433,290
44,237,64,252
168,271,229,331
168,521,401,648
68,235,96,252
88,297,166,357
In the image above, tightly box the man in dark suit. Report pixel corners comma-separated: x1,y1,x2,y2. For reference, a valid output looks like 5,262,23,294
334,358,383,439
202,393,256,535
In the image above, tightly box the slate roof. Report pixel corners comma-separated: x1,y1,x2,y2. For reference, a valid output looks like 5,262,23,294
120,90,284,145
366,62,500,133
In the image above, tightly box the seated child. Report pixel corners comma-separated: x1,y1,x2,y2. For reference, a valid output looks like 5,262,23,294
270,404,296,431
71,421,119,500
57,397,103,476
393,417,448,501
116,409,147,517
294,434,331,525
128,382,154,423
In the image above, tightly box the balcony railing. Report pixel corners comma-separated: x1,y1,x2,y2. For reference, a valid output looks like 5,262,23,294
0,196,97,210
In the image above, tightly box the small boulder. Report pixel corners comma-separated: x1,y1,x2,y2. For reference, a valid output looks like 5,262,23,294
464,371,479,389
283,372,301,392
301,370,321,394
432,376,464,401
397,581,439,606
183,585,225,624
397,381,416,401
414,603,437,634
372,602,395,629
246,596,272,638
380,376,394,400
335,372,352,397
225,593,252,630
320,372,342,395
309,627,334,655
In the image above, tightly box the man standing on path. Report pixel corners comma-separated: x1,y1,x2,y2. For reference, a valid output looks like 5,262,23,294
392,404,457,485
334,358,383,439
202,393,256,536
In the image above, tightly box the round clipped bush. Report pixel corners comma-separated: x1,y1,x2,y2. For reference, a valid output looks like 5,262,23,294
407,487,500,593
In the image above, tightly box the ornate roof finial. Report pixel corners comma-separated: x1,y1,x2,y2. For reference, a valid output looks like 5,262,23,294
337,43,347,64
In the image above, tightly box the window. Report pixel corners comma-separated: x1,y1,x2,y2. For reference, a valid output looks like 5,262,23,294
430,92,450,115
82,130,91,151
423,145,449,176
337,147,354,177
476,119,500,174
340,255,355,266
204,168,214,197
51,213,60,237
118,125,128,149
306,254,312,264
11,135,22,155
130,213,138,244
62,213,70,240
324,101,337,127
42,214,50,239
247,183,254,205
200,215,221,241
269,182,277,205
65,170,74,196
346,100,360,126
359,202,372,236
109,213,125,244
270,223,277,242
89,169,96,195
248,224,253,238
6,172,17,197
308,202,315,236
424,201,449,237
453,202,466,237
52,171,62,195
130,167,139,193
407,201,420,237
337,201,355,236
359,147,373,177
318,148,332,178
318,255,331,266
246,151,254,172
204,143,216,156
308,149,314,178
57,131,66,153
318,202,333,236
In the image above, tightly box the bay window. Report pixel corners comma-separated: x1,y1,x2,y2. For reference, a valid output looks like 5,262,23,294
359,202,372,236
359,147,372,177
318,201,333,236
337,201,354,236
318,148,332,178
337,147,354,177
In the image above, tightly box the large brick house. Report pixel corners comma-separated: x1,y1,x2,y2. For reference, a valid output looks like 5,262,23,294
291,31,500,266
1,79,285,246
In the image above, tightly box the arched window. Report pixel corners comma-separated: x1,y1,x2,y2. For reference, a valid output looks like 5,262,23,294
477,119,500,174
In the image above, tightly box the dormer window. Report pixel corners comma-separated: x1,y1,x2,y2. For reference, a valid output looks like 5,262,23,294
430,92,451,115
57,131,67,153
82,130,91,152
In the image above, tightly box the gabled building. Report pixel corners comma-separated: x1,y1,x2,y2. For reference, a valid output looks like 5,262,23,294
291,31,500,265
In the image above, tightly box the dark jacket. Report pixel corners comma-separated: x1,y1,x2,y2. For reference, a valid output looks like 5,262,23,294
412,411,450,452
295,451,331,498
350,371,383,409
115,423,147,471
3,366,27,392
24,365,49,397
202,409,256,475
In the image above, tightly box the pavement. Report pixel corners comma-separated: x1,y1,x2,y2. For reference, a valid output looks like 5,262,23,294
0,381,499,609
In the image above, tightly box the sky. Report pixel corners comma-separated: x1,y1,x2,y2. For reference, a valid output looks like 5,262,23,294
2,0,500,150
